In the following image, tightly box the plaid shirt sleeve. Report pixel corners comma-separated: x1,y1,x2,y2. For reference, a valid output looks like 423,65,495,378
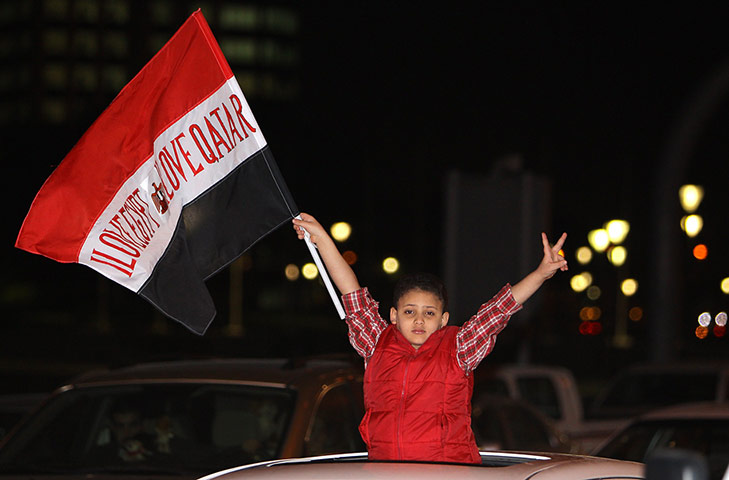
342,287,388,360
456,284,522,372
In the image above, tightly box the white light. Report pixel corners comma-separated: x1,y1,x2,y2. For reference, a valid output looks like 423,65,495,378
608,246,628,267
588,229,610,252
330,222,352,242
698,312,712,327
679,184,704,213
681,214,703,237
301,263,319,280
605,220,630,244
382,257,399,274
716,312,728,327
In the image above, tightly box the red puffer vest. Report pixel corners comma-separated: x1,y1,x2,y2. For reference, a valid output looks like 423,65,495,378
359,324,480,464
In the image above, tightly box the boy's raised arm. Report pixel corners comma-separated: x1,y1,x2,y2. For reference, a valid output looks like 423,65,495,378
511,232,568,305
292,213,361,296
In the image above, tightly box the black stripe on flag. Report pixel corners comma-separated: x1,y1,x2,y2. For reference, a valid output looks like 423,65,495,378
139,146,298,335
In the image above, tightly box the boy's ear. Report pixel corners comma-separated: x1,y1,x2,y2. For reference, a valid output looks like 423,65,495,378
390,307,397,324
440,311,449,327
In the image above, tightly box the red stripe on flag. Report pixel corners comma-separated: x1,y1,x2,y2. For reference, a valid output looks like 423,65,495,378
16,10,232,263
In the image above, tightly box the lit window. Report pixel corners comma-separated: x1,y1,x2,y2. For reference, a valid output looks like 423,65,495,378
74,0,99,22
72,64,97,90
220,5,258,29
73,30,98,56
102,32,128,58
43,64,67,88
43,30,68,54
103,0,129,23
42,98,66,123
220,38,256,63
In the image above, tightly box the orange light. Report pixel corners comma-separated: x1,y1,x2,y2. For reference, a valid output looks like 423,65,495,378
628,306,643,322
342,250,358,265
693,244,708,260
579,306,602,321
696,326,709,339
714,326,726,338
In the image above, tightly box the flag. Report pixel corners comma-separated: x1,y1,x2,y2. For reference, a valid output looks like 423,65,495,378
15,10,298,335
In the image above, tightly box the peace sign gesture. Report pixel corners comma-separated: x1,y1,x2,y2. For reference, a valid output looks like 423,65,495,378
538,232,568,280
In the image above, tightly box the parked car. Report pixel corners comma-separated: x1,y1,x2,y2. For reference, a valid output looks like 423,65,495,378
0,394,46,439
588,362,729,420
0,357,366,478
471,393,578,453
196,451,645,480
474,364,613,452
593,402,729,480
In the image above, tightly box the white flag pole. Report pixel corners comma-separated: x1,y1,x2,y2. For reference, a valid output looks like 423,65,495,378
296,215,346,319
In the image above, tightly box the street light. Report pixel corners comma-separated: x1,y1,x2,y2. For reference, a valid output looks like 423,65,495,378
679,184,704,213
588,229,610,252
606,219,630,244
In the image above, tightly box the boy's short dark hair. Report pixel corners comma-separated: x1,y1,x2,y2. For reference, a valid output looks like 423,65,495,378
393,273,448,311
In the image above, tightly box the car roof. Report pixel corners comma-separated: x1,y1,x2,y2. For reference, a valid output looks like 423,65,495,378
64,357,362,389
198,452,644,480
636,401,729,421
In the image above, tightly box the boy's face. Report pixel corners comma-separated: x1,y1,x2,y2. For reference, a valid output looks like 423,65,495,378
390,289,449,350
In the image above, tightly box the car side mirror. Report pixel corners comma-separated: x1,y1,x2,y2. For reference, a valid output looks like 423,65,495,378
645,448,709,480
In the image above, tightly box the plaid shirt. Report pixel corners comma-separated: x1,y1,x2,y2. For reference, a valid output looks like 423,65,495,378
342,284,521,372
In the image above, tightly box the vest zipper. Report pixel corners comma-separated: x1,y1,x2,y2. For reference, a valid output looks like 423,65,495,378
397,355,412,459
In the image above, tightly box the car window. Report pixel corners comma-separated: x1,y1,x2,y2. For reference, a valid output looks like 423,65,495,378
500,403,554,451
305,383,365,456
0,384,295,475
516,376,562,420
479,378,510,397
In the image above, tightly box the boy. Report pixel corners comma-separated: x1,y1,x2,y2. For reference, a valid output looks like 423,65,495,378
293,213,567,463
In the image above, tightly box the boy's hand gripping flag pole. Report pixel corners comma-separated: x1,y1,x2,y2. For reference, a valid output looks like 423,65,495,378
296,215,346,320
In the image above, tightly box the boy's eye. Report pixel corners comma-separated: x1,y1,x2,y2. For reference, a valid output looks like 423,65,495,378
425,311,435,316
404,309,413,315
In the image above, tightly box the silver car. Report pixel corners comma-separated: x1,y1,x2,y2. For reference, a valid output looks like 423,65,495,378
196,451,645,480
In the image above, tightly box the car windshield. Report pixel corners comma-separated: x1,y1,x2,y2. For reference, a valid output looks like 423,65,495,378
597,419,729,480
0,383,295,475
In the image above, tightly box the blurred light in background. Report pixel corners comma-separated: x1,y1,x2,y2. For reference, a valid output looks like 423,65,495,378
605,219,630,244
284,263,300,281
629,306,643,322
608,245,627,266
696,326,709,339
580,306,602,321
721,278,729,294
576,246,592,265
382,257,399,274
570,272,593,292
621,278,638,296
330,222,352,242
588,229,610,252
698,311,712,327
579,321,602,336
692,243,708,260
714,326,726,338
679,184,704,213
716,312,728,327
586,285,601,300
681,214,703,237
342,250,358,265
301,263,318,280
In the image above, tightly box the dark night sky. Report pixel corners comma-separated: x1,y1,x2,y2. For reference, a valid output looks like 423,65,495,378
3,3,729,381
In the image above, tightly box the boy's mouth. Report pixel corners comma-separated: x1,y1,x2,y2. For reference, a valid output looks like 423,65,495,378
412,329,426,335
